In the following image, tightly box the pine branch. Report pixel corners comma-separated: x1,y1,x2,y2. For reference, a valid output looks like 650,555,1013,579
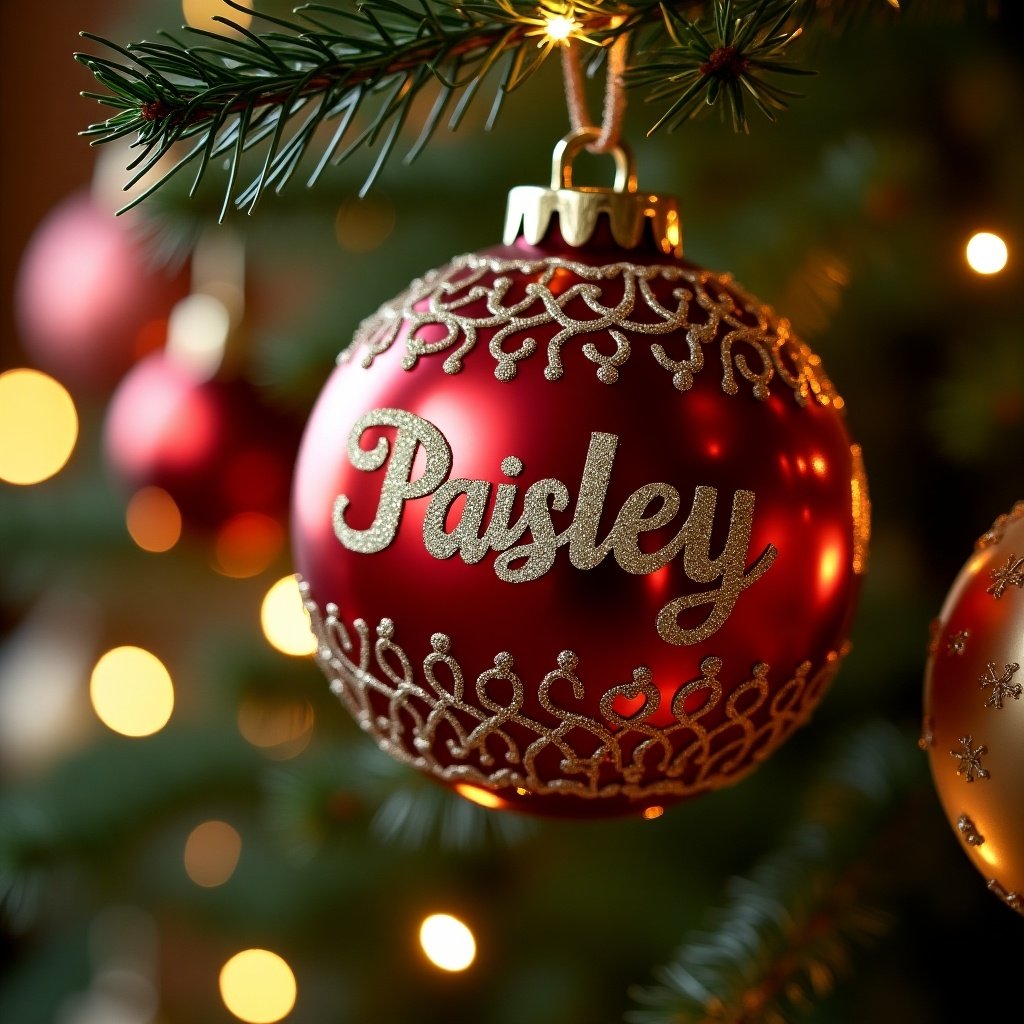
627,722,927,1024
628,0,814,134
75,1,629,216
75,1,839,216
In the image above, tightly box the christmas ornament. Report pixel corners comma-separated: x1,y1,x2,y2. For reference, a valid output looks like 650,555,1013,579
105,351,299,538
293,130,870,818
923,501,1024,916
15,190,185,390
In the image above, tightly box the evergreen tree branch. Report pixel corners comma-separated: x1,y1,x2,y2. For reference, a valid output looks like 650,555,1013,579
627,722,927,1024
76,1,844,215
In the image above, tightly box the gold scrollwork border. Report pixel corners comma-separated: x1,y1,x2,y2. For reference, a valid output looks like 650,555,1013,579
345,254,841,408
300,578,845,802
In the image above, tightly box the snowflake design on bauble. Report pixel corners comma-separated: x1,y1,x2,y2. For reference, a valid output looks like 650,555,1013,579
946,629,969,655
986,554,1024,598
949,735,990,782
979,661,1021,710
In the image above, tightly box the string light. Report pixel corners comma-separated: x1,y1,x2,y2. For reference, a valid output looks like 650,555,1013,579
543,14,580,42
0,369,78,485
261,576,317,656
90,646,174,737
418,914,477,972
965,231,1008,275
219,949,297,1024
501,2,596,50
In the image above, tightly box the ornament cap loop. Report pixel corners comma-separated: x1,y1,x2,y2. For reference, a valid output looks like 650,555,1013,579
552,128,637,193
504,130,683,258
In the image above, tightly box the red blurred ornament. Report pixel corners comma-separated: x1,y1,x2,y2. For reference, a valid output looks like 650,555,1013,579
293,131,870,818
15,190,185,390
105,352,299,549
923,502,1024,917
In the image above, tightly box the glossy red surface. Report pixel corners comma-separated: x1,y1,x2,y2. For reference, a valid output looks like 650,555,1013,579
105,352,299,531
293,224,865,818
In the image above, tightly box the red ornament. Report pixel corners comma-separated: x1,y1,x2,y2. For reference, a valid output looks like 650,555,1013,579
15,191,185,390
105,352,299,538
293,132,870,818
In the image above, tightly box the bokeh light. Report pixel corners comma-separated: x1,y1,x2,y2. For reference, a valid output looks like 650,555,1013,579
165,293,231,381
237,697,314,759
334,197,396,253
183,0,253,34
419,913,477,972
184,820,242,887
642,805,664,820
453,783,506,809
219,949,296,1024
965,231,1008,274
0,369,78,485
90,646,174,737
261,576,317,656
213,512,284,578
126,486,182,553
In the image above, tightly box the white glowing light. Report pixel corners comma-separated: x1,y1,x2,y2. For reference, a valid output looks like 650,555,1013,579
165,293,231,381
419,913,477,972
965,231,1008,275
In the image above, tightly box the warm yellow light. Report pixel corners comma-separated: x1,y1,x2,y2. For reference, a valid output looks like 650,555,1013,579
90,646,174,737
184,820,242,887
219,949,296,1024
454,783,506,809
642,805,664,820
261,576,317,656
419,914,477,972
126,486,182,553
543,14,579,42
0,369,78,485
965,231,1008,275
237,697,314,759
183,0,253,34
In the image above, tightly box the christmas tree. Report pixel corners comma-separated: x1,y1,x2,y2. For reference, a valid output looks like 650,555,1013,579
2,2,1022,1023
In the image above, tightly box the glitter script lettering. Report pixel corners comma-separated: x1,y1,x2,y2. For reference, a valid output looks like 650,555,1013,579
332,408,777,646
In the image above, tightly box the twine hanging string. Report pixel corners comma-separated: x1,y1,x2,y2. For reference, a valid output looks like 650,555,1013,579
560,29,628,153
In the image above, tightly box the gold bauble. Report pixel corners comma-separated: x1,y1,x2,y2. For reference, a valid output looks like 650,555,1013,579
923,501,1024,916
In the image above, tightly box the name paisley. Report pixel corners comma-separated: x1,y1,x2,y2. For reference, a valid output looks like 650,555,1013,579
333,408,777,646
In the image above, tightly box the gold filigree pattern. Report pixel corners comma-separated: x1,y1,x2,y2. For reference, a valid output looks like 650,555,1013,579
299,579,844,801
345,254,840,407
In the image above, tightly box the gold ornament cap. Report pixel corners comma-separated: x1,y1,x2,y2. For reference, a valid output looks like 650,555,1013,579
504,128,683,257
